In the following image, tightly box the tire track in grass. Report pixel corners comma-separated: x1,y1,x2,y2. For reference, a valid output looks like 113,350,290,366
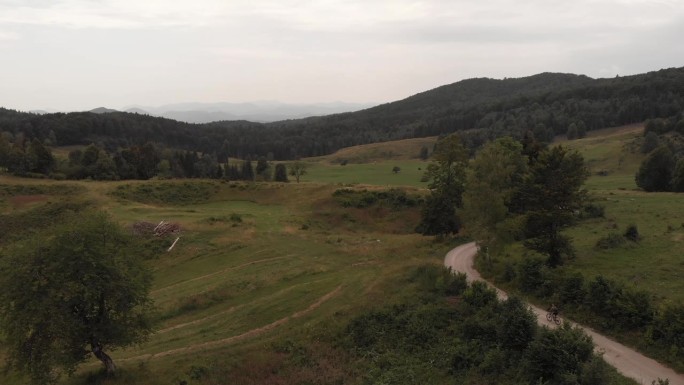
119,285,343,362
155,279,326,334
156,304,245,334
151,254,290,295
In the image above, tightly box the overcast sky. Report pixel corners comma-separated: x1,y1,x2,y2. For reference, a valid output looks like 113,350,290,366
1,0,682,111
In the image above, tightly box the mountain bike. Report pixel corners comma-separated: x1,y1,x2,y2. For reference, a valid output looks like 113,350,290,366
546,311,561,325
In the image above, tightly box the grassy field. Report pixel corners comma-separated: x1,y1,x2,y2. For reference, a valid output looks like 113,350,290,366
554,124,684,303
0,174,447,384
0,128,667,384
304,159,430,187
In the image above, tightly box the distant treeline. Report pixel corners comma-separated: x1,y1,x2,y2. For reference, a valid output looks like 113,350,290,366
0,138,289,182
1,67,684,161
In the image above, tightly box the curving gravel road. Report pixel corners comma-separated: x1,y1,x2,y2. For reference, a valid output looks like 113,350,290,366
444,242,684,385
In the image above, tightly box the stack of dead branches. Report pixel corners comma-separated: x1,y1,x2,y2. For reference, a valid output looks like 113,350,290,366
132,220,181,237
153,220,181,237
131,221,156,236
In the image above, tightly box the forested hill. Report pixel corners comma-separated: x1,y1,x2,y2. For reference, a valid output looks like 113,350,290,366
2,67,684,159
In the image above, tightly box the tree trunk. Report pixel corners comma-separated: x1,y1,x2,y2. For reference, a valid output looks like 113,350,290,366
91,340,116,374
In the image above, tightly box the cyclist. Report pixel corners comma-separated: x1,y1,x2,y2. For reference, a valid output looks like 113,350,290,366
549,303,559,318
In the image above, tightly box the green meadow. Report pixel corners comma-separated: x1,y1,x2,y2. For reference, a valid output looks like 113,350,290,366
1,128,677,384
558,124,684,303
304,159,429,187
0,169,444,384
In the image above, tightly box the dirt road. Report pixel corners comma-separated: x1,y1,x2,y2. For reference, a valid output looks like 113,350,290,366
444,242,684,385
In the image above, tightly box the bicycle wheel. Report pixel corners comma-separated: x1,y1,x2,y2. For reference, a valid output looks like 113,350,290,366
546,312,552,321
553,315,561,325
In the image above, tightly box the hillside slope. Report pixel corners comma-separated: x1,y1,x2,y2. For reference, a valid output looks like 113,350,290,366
1,67,683,159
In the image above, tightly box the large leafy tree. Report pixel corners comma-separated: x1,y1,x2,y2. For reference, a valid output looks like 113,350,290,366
635,145,675,192
289,161,308,183
416,134,468,237
519,145,588,267
0,212,154,384
463,137,528,257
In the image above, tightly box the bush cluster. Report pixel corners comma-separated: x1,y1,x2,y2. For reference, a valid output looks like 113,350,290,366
0,183,83,197
111,181,219,205
344,264,616,384
333,188,422,209
506,258,684,364
515,259,655,330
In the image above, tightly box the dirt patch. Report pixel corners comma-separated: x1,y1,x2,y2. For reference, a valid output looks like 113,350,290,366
8,194,49,208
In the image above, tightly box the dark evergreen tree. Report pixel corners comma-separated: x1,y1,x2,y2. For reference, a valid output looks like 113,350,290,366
672,158,684,192
255,156,270,181
26,139,55,174
520,146,588,267
241,159,254,181
274,163,288,182
419,146,429,160
0,134,10,168
416,134,468,237
636,146,675,192
641,131,660,154
566,123,578,140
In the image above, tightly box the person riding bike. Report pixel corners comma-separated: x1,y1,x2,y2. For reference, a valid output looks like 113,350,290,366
546,303,561,324
549,303,559,318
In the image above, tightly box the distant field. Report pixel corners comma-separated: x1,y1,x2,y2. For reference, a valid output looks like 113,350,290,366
303,159,430,187
302,136,435,187
310,136,437,164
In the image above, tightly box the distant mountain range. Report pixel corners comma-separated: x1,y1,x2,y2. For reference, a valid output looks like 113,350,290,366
3,67,683,161
111,101,376,123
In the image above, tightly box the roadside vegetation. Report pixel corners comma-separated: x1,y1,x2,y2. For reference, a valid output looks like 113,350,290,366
475,124,684,372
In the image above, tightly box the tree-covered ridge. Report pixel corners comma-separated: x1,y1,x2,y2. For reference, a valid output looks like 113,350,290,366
2,67,684,161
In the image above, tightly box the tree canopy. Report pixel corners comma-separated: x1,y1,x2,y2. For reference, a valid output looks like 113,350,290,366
635,145,675,192
416,134,468,237
463,137,527,256
0,212,154,384
519,146,589,266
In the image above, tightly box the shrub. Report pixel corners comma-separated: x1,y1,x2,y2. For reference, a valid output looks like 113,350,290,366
463,281,497,307
523,323,594,382
558,272,586,305
581,202,605,218
649,302,684,357
445,271,468,296
579,355,612,385
497,297,536,351
517,256,545,293
624,224,640,242
587,275,614,314
595,232,626,249
332,188,422,209
410,265,467,297
587,275,654,330
111,181,219,205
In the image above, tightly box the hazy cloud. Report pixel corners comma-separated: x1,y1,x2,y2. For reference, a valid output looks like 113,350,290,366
0,0,682,111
